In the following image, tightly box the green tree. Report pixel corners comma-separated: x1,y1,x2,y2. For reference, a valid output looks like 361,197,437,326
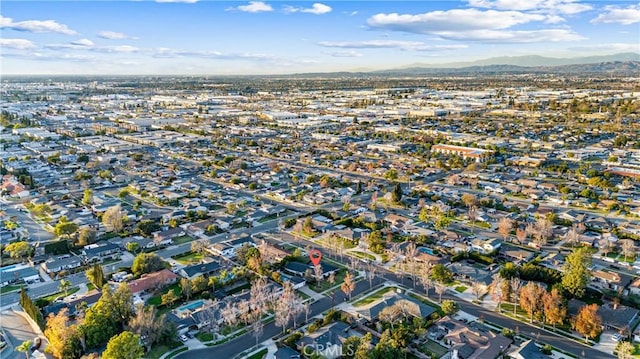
103,204,125,233
53,216,78,239
354,333,372,359
77,227,96,246
82,189,93,206
86,263,105,289
102,331,144,359
136,220,160,236
118,189,130,199
618,341,634,359
4,241,31,259
391,182,403,204
383,169,398,180
561,247,591,298
44,308,82,359
59,279,71,297
131,252,167,277
16,340,31,359
126,242,140,253
574,304,602,341
441,300,458,315
161,291,178,307
180,278,192,301
20,288,45,329
430,264,453,284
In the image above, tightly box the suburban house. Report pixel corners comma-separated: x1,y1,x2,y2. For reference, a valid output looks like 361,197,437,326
179,260,222,280
43,256,84,275
356,292,437,321
279,273,307,290
449,262,493,285
83,242,121,263
257,241,290,264
470,238,502,255
591,270,624,291
434,316,512,359
296,321,358,359
568,299,640,333
284,261,310,277
508,340,547,359
0,264,40,286
208,243,235,259
128,269,179,296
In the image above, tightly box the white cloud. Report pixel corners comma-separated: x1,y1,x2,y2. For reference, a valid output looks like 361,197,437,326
326,50,363,57
71,39,94,47
0,15,77,35
318,40,467,51
366,8,586,43
2,52,96,62
285,3,332,15
231,1,273,13
45,41,139,53
467,0,592,14
591,4,640,25
434,28,584,43
0,38,36,50
93,45,139,53
367,9,547,33
98,31,134,40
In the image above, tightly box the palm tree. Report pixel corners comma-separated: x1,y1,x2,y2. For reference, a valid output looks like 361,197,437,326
59,279,71,297
16,340,31,359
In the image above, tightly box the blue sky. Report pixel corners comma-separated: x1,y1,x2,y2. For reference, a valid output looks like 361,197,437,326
1,1,638,75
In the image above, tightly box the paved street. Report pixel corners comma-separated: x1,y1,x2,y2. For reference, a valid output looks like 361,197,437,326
0,201,54,242
175,239,613,359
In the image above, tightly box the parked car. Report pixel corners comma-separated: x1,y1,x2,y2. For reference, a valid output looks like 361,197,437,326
30,337,42,351
612,333,622,342
179,335,188,342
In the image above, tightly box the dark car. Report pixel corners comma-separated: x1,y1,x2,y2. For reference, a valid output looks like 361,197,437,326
30,337,42,351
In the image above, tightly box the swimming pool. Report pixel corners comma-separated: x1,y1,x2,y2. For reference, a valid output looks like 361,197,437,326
418,247,434,255
177,300,205,312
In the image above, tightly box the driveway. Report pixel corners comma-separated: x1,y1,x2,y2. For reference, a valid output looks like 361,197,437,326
593,331,622,355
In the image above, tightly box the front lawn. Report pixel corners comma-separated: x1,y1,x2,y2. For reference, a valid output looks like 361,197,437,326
173,252,204,265
146,342,184,359
246,348,268,359
196,332,214,342
36,287,81,307
0,284,23,294
353,286,395,307
173,235,196,245
455,285,468,293
311,269,347,293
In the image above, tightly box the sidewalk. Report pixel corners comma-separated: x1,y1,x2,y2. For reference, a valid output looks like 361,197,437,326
75,283,88,297
298,286,325,301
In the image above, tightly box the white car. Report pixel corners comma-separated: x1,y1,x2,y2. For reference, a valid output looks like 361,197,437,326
179,335,188,342
612,333,622,342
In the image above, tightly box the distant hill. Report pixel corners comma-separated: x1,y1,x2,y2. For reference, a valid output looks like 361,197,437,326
376,60,640,76
399,52,640,69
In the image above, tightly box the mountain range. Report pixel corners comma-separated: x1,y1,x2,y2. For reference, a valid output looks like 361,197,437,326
292,53,640,77
398,52,640,69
